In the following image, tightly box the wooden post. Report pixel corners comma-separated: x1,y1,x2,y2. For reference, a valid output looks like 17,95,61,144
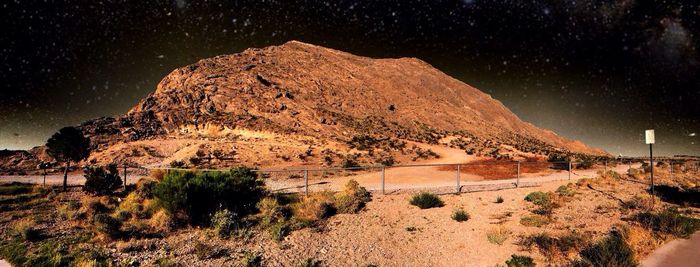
516,161,520,188
604,161,607,173
568,161,572,181
304,168,309,196
650,145,654,208
381,166,385,195
42,165,47,186
123,165,128,189
456,164,461,193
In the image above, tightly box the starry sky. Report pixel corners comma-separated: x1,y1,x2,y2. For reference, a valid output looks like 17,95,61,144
1,0,698,156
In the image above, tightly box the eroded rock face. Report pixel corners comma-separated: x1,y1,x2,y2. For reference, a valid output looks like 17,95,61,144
5,41,606,170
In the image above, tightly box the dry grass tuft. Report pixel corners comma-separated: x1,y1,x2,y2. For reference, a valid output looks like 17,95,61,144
487,226,511,245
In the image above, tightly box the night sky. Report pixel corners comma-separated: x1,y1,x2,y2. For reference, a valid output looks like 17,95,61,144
1,0,698,156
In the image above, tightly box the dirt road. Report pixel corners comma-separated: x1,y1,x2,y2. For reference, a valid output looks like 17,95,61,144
641,231,700,267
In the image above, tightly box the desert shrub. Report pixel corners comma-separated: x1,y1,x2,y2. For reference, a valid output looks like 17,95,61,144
12,218,40,241
83,164,123,195
341,158,360,169
600,170,621,180
409,192,444,209
620,195,650,211
77,196,110,220
519,232,588,257
520,215,552,227
154,167,265,225
496,196,505,203
257,197,292,226
487,227,511,245
555,184,576,197
58,200,82,220
294,192,336,222
405,226,418,232
115,192,150,220
149,209,174,233
93,214,122,238
524,191,549,205
334,180,371,213
577,231,636,267
452,209,470,222
298,258,323,267
505,255,535,267
633,209,700,238
169,160,185,168
240,252,263,267
135,178,158,199
269,223,289,241
210,208,236,238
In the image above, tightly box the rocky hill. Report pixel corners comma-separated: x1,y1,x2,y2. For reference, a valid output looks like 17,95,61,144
2,41,607,172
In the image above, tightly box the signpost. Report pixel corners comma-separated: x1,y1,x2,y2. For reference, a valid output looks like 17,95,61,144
645,129,655,208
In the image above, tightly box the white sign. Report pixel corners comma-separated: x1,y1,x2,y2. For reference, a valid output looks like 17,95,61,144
645,129,655,144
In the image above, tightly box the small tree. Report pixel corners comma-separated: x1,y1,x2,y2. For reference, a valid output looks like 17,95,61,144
46,127,90,191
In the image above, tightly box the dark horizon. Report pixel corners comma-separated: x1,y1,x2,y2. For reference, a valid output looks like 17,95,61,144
1,1,698,157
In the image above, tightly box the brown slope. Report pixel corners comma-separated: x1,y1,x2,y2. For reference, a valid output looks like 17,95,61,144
121,40,604,156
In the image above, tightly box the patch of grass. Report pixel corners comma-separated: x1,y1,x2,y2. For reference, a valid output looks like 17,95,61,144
520,215,552,227
452,209,470,222
93,213,122,239
210,208,236,238
240,252,263,267
12,218,40,241
334,180,371,213
576,230,636,267
495,196,504,203
633,209,700,238
505,254,535,267
487,227,511,245
620,195,651,211
0,183,34,195
409,192,444,209
0,239,28,266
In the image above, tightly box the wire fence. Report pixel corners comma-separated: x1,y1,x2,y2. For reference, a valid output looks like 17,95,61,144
1,159,698,195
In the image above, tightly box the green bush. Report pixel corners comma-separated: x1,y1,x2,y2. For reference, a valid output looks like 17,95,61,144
505,254,535,267
496,196,504,203
524,191,549,205
210,209,236,238
452,209,470,222
634,210,700,238
577,231,636,267
154,167,266,225
83,164,123,195
409,192,444,209
93,213,122,238
555,185,576,197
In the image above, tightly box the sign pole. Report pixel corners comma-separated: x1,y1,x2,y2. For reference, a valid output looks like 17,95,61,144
645,129,655,209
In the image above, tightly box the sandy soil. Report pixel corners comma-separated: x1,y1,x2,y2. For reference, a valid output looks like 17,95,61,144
641,231,700,267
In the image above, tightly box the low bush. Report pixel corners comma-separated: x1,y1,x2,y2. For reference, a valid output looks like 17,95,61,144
524,191,549,205
519,232,588,258
135,178,158,199
555,184,576,197
487,227,511,245
294,192,336,222
149,209,174,233
12,218,40,241
154,167,266,225
452,209,470,222
210,209,236,238
505,254,535,267
93,214,122,238
83,164,123,195
576,230,636,267
496,196,505,203
409,192,444,209
58,200,81,220
0,239,28,266
334,180,371,213
633,209,700,238
520,215,552,227
600,170,621,180
620,195,651,211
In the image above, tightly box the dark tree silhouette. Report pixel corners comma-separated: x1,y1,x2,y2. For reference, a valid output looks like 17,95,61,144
46,127,90,191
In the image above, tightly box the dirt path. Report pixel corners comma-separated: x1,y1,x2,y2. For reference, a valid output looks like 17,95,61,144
641,231,700,267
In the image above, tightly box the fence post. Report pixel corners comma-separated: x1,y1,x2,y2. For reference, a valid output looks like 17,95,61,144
304,168,309,196
42,165,47,186
604,161,607,173
670,162,673,180
456,164,461,193
123,165,128,189
381,166,385,195
516,161,520,188
568,161,572,181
